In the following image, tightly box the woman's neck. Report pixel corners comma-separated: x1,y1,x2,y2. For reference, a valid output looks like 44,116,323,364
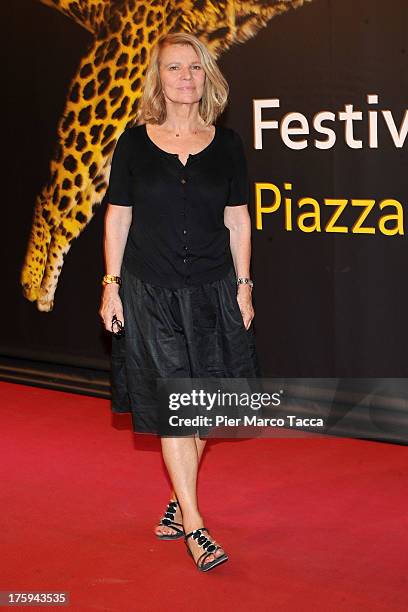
160,108,205,135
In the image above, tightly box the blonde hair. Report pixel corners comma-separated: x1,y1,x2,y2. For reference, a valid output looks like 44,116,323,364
136,32,229,126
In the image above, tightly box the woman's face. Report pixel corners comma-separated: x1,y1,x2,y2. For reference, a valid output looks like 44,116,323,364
159,43,206,106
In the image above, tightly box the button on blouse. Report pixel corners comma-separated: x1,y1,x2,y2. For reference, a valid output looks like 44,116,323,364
106,123,249,289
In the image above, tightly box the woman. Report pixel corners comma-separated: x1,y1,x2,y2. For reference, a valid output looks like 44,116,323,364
99,32,261,572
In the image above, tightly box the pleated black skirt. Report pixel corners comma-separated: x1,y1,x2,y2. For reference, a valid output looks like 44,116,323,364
110,265,262,435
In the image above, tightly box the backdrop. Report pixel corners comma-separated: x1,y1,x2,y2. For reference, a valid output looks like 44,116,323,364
2,0,408,377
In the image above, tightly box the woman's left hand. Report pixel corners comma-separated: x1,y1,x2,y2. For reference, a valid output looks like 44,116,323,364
237,285,254,330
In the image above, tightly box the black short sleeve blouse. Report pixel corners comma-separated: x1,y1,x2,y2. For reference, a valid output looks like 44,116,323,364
106,123,249,288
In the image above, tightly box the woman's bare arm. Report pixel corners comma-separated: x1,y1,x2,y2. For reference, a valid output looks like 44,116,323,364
99,204,132,331
224,205,251,278
224,205,254,330
103,204,133,275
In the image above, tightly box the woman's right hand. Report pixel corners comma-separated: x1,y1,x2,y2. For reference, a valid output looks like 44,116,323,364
99,284,125,333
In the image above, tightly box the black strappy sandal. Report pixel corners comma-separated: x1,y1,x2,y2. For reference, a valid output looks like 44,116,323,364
184,527,229,571
155,500,185,540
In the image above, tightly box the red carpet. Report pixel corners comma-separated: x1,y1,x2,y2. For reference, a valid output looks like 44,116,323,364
1,381,407,611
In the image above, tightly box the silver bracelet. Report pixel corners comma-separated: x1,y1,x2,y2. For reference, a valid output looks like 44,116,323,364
237,277,254,288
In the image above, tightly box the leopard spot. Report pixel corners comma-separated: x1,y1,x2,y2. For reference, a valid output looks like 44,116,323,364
192,0,206,9
75,174,83,188
97,68,111,95
102,124,115,144
110,13,121,33
69,82,80,103
117,2,127,17
131,77,141,92
76,132,87,152
95,99,107,119
76,211,87,224
62,178,72,190
102,140,116,157
236,13,254,27
81,151,92,165
89,162,98,179
61,111,75,132
107,37,119,52
83,79,96,100
42,209,51,223
117,52,129,66
95,40,107,54
54,143,63,163
94,52,103,67
115,68,128,79
105,37,119,61
208,27,229,41
112,96,129,120
58,195,70,211
79,63,93,79
98,81,110,95
146,10,155,27
97,67,111,83
78,105,92,126
122,25,132,46
52,185,60,204
97,24,108,40
65,129,76,148
109,86,123,102
90,124,103,145
63,155,78,173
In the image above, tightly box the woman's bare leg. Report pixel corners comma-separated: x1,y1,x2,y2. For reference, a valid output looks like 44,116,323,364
169,436,206,502
155,436,206,537
158,435,225,564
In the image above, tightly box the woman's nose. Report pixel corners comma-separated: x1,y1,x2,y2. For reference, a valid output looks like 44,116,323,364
180,67,192,79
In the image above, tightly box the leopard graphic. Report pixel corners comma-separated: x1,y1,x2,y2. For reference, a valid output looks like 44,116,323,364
21,0,312,311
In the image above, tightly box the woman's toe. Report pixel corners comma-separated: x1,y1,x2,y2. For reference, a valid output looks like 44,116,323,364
157,525,176,536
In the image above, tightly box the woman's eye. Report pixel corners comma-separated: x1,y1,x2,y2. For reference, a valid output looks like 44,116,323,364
168,65,201,70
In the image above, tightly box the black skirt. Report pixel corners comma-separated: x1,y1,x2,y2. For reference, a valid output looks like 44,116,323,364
110,265,262,435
